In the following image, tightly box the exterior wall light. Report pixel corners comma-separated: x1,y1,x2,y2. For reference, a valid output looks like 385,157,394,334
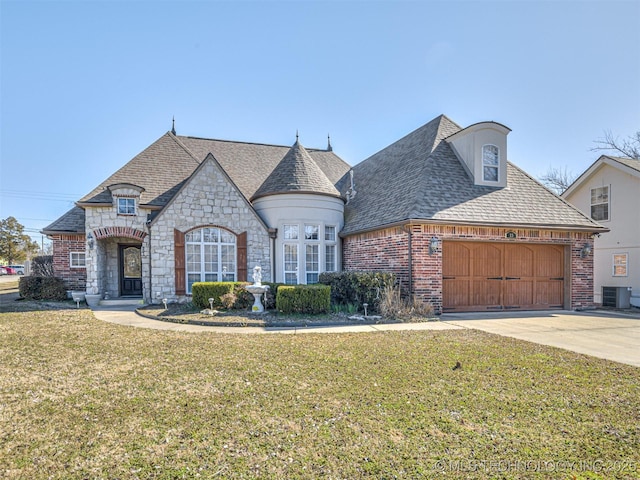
580,243,592,258
429,236,439,255
87,232,95,250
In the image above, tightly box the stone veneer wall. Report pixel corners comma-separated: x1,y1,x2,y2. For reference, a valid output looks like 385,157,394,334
51,234,86,291
84,204,150,297
149,159,270,303
343,224,596,313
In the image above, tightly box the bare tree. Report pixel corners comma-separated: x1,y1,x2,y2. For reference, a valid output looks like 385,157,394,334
31,255,54,277
592,130,640,159
539,166,577,195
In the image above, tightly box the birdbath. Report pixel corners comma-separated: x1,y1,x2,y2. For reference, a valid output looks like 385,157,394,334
244,265,269,313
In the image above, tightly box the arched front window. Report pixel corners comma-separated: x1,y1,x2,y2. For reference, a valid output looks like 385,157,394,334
482,144,499,182
185,227,236,293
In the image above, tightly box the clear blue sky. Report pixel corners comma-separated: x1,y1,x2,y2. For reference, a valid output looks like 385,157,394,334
1,0,639,246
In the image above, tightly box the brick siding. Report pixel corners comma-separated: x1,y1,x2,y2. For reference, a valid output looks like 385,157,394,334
51,234,86,291
343,224,596,313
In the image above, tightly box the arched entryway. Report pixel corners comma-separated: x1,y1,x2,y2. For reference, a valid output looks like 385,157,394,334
120,244,142,296
89,226,148,299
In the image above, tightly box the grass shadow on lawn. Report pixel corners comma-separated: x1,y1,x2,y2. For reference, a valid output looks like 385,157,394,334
0,281,88,314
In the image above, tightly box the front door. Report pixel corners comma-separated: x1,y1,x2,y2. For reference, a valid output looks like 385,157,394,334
120,245,142,296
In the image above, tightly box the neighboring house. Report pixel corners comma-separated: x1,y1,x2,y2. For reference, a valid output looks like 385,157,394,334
43,114,607,313
562,155,640,307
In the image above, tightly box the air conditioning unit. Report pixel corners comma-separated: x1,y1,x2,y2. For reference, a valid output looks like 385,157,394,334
602,286,632,309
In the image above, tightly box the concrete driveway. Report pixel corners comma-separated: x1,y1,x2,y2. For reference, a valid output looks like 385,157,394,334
442,310,640,367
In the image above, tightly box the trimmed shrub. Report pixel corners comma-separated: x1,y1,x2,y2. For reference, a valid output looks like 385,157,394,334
19,276,67,301
276,284,331,315
191,282,254,310
319,271,396,313
263,282,285,310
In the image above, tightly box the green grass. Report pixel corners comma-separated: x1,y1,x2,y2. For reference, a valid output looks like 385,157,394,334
1,302,639,479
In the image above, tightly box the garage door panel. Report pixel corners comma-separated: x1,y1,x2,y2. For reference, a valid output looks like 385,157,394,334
504,244,533,277
472,280,501,306
443,279,469,307
504,280,533,307
473,244,502,277
535,280,564,306
443,243,470,277
442,242,565,312
534,245,564,278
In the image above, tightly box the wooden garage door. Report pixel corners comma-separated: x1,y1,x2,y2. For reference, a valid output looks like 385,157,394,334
442,242,565,312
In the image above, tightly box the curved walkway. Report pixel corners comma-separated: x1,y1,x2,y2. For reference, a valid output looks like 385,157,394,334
90,305,459,334
90,305,640,367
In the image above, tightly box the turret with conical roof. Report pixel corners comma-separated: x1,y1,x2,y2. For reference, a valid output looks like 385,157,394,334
251,139,342,201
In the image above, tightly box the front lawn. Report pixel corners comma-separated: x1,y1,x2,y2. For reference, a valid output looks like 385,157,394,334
1,303,638,479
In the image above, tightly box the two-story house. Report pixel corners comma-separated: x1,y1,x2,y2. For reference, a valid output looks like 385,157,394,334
563,156,640,307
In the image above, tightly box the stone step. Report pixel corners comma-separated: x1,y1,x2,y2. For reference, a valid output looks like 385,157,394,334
99,298,145,307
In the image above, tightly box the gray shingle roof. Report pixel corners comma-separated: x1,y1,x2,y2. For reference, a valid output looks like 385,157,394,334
341,115,606,235
78,133,200,206
41,206,86,234
43,133,350,233
251,141,341,200
43,115,608,237
608,155,640,172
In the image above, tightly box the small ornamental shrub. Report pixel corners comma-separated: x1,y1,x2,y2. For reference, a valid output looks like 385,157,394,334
219,292,237,310
319,271,395,313
19,276,67,301
276,285,331,314
231,284,254,309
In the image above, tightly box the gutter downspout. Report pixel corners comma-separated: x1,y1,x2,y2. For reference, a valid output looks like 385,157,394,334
402,224,413,296
145,220,152,304
268,228,277,283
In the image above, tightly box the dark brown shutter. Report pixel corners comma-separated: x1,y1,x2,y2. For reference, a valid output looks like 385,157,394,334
237,231,247,281
174,229,186,295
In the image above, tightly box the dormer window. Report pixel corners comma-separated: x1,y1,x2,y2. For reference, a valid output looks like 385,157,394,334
117,198,136,215
482,145,499,182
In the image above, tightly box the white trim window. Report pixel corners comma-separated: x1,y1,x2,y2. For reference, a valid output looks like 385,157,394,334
306,244,319,283
304,224,320,283
283,224,299,284
482,144,499,182
590,186,609,221
613,253,628,277
117,197,136,215
325,225,337,272
70,252,86,268
283,244,298,284
281,223,339,283
284,224,299,241
185,227,236,294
